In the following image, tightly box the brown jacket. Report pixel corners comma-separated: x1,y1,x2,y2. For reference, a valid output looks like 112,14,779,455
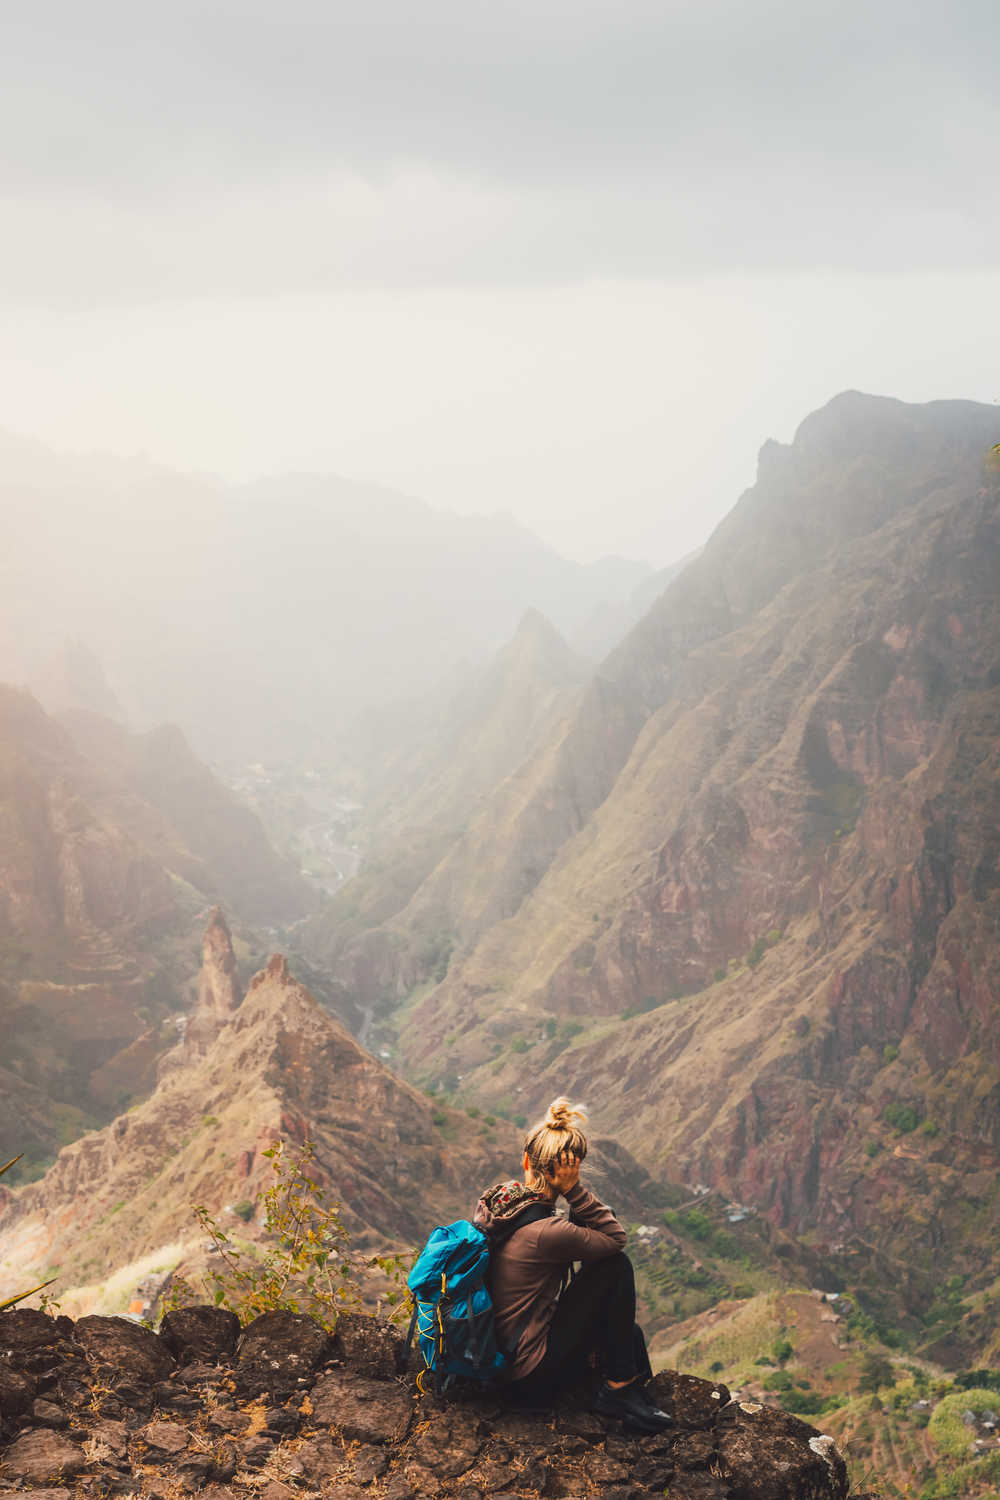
473,1178,627,1380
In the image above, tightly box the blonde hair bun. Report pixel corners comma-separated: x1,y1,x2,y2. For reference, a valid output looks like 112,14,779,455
544,1096,588,1131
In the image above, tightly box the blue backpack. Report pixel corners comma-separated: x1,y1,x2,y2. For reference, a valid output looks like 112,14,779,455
406,1207,553,1393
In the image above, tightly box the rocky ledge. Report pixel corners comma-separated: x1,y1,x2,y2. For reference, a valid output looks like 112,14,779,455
0,1306,873,1500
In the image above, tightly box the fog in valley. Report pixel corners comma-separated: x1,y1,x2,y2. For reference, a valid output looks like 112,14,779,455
2,8,1000,1497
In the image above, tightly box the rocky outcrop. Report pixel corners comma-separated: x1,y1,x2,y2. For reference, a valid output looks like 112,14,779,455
0,1305,863,1499
0,938,518,1310
162,908,240,1069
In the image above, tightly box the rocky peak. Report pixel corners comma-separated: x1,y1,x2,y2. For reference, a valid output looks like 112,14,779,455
0,1304,868,1500
178,908,241,1061
503,606,582,678
0,946,517,1309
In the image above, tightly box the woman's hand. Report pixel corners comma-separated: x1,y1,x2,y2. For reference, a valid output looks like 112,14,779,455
544,1151,581,1197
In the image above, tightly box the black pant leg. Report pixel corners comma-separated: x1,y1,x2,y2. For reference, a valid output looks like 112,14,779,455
508,1253,641,1403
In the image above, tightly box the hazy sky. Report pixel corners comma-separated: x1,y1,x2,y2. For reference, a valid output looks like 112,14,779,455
2,0,998,564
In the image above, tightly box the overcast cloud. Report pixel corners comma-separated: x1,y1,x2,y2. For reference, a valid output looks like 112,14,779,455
1,0,997,562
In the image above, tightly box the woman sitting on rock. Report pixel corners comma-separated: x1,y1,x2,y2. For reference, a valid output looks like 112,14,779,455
474,1096,671,1432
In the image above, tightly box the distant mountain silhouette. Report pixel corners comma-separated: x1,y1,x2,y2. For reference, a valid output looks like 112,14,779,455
1,433,651,759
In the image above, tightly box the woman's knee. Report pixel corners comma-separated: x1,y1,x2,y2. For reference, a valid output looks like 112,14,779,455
577,1252,634,1289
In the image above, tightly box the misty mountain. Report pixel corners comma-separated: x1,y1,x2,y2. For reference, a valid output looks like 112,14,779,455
0,685,313,1177
297,391,1000,1358
0,429,651,761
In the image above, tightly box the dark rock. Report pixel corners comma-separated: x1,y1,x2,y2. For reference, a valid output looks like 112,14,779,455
262,1404,300,1437
673,1428,719,1469
210,1447,237,1483
333,1311,406,1380
582,1451,630,1484
48,1376,91,1411
151,1378,202,1414
32,1398,69,1428
140,1419,192,1455
0,1490,73,1500
382,1477,415,1500
632,1452,676,1489
310,1370,413,1444
474,1456,521,1491
234,1310,331,1400
75,1316,175,1386
403,1463,441,1496
650,1369,729,1429
86,1419,128,1458
238,1434,275,1468
555,1409,604,1442
514,1455,551,1492
0,1358,36,1431
1,1428,88,1483
716,1402,847,1499
175,1360,227,1386
407,1409,484,1478
0,1310,80,1379
288,1435,343,1485
174,1451,215,1490
206,1408,251,1435
107,1379,154,1409
346,1443,390,1483
159,1306,241,1366
663,1477,731,1500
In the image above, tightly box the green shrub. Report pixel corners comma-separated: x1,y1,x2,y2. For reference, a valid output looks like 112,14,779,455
164,1139,409,1332
747,937,768,967
857,1352,896,1393
781,1390,831,1415
882,1043,900,1064
763,1370,794,1391
231,1200,254,1223
432,1111,448,1127
884,1100,918,1133
865,1140,882,1157
954,1369,1000,1393
929,1388,1000,1459
920,1119,940,1137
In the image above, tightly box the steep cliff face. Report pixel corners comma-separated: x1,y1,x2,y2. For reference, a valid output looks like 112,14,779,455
300,394,1000,1338
59,709,314,925
296,609,588,1008
0,686,313,1176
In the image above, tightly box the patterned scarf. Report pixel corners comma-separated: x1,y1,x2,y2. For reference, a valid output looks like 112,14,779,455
480,1179,550,1220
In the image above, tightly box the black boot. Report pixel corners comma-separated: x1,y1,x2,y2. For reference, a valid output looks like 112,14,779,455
593,1380,673,1433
